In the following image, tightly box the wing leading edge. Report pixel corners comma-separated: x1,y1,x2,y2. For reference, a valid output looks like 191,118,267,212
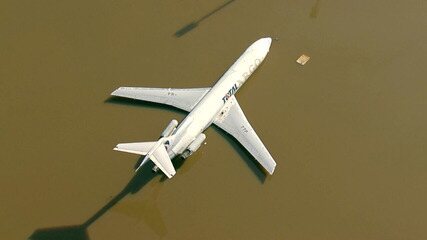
213,96,277,174
111,87,211,112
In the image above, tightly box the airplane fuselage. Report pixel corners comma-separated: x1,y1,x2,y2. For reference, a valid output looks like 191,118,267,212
168,38,272,158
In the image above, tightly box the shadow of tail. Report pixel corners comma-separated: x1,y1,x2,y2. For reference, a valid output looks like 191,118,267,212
174,0,236,37
28,225,88,240
174,22,198,37
28,161,159,240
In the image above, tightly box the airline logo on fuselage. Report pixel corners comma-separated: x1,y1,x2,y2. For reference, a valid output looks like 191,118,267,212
221,58,263,103
222,84,238,103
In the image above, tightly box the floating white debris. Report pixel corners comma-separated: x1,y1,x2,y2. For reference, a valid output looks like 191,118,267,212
296,54,310,65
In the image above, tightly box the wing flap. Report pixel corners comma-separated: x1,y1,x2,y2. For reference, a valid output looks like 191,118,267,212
214,96,277,174
111,87,211,112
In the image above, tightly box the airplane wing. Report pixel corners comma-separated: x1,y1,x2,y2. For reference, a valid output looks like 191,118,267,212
111,87,211,112
213,96,277,174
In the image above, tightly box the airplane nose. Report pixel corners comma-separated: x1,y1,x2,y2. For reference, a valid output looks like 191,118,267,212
261,37,272,48
252,37,272,52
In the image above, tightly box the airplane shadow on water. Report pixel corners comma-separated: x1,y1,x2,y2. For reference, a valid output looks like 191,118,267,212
174,0,236,37
28,96,267,240
28,161,166,240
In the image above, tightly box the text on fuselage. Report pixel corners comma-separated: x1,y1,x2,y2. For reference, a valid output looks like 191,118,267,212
222,84,238,103
221,58,262,103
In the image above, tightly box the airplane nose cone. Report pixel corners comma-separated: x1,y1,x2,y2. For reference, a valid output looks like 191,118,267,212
260,37,272,48
251,37,272,52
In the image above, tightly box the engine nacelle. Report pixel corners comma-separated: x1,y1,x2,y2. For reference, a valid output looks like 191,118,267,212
160,119,178,138
188,133,206,152
181,133,206,159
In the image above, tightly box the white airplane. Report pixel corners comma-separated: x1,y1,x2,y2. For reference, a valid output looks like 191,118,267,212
112,37,276,178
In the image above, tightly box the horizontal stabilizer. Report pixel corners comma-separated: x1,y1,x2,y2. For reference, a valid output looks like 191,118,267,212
114,142,156,155
114,140,176,178
149,144,176,178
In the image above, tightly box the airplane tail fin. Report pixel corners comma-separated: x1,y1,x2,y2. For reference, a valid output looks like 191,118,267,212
114,139,176,179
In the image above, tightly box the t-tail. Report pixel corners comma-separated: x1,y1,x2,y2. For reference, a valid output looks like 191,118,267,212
113,120,178,178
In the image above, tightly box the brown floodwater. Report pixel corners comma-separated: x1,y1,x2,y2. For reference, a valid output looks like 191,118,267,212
1,1,427,239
